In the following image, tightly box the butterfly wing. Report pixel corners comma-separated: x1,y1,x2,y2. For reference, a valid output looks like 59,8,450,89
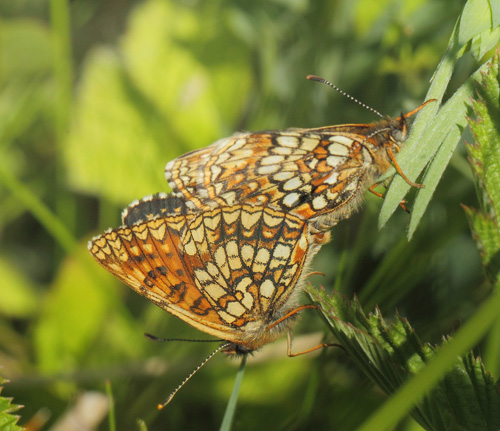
165,127,376,223
121,192,191,226
89,209,235,339
89,202,317,346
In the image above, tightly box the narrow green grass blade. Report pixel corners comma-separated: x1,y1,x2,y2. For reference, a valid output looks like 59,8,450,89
106,380,116,431
136,419,148,431
0,162,78,255
219,355,247,431
379,60,490,235
378,23,460,228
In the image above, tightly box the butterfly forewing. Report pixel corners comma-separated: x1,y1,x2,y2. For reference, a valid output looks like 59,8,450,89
165,127,385,227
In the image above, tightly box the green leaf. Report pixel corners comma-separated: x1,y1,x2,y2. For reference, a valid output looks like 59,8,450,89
493,0,500,28
306,285,500,431
458,0,492,47
0,377,24,431
463,207,500,283
33,250,138,379
65,0,251,205
0,258,38,318
464,52,500,284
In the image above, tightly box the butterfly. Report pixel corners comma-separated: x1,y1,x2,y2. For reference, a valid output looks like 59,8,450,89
89,194,322,356
165,76,435,232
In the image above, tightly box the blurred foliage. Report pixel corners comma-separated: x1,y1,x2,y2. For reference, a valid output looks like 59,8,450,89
0,0,499,430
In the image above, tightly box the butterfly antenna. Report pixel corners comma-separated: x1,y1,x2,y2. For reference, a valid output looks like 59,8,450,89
307,75,384,119
158,343,231,410
145,333,224,343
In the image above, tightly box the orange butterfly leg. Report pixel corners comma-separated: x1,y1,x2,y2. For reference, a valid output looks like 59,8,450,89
286,330,341,357
267,304,341,357
386,147,424,189
369,182,409,213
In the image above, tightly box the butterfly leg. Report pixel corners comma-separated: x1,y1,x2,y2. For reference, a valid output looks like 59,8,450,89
268,304,342,357
368,182,410,213
286,330,341,357
386,146,424,189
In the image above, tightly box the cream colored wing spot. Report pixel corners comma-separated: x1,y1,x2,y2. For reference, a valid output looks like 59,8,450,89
280,263,299,284
194,269,213,284
324,172,340,185
261,155,285,166
299,137,320,151
204,283,227,301
142,243,153,254
210,164,222,179
166,219,186,233
228,138,247,152
283,177,303,192
260,279,275,298
226,240,243,270
272,171,295,182
214,245,230,280
236,276,253,292
312,195,329,210
328,142,351,156
326,189,339,200
330,135,354,147
326,155,346,167
257,164,280,175
222,207,240,225
241,209,262,230
206,261,222,278
344,180,358,192
298,235,308,251
271,146,294,155
253,248,271,274
235,277,255,310
218,310,237,324
190,222,206,244
240,291,254,310
220,191,238,206
263,211,282,227
226,301,246,317
213,182,224,196
271,243,292,265
282,192,301,208
228,148,255,160
134,225,149,241
130,245,140,256
183,236,197,256
159,242,171,256
241,244,255,266
276,135,300,148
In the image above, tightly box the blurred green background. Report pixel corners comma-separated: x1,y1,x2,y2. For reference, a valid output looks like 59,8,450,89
0,0,488,430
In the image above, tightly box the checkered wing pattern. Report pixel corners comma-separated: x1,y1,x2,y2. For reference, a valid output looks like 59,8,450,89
166,125,394,225
165,103,432,230
89,202,318,351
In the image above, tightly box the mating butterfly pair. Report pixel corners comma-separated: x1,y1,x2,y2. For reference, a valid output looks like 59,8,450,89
89,76,433,405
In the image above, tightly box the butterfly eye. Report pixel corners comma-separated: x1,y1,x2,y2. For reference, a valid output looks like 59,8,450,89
391,128,405,142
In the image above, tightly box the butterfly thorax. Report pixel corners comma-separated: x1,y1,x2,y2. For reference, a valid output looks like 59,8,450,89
221,311,298,355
